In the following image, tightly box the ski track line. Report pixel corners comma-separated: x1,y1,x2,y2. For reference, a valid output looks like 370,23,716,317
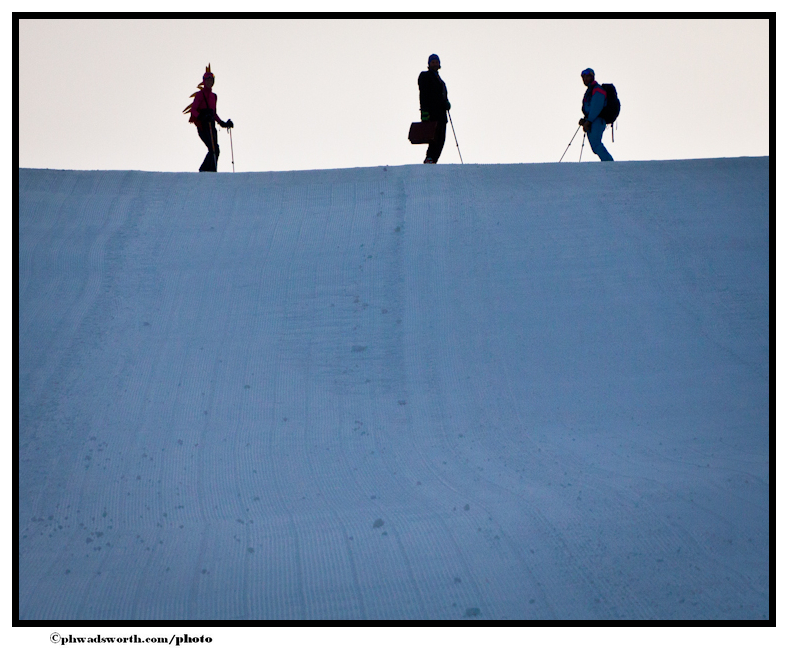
20,184,130,524
264,179,316,619
19,174,149,619
437,168,582,618
24,175,168,618
391,167,545,620
228,182,290,621
230,177,315,619
277,180,363,620
151,188,238,618
307,179,400,620
17,181,73,325
449,168,610,619
335,174,436,619
20,175,127,415
404,170,502,617
450,168,615,618
377,172,486,620
496,166,768,616
390,170,483,617
190,179,303,620
324,177,414,620
303,177,429,620
17,171,78,299
354,166,556,611
338,170,474,620
143,177,298,619
463,167,646,619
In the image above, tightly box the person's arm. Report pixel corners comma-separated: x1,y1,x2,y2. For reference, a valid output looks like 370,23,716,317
418,72,431,120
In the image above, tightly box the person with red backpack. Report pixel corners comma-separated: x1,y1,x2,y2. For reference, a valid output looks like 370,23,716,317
579,68,614,162
184,64,233,172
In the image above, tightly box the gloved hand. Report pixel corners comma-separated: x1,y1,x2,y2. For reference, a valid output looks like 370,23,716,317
224,119,234,129
421,110,430,122
582,120,591,133
579,117,586,126
446,101,451,110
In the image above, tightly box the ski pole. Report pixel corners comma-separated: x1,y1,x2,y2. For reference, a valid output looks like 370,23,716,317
448,111,464,164
580,132,585,162
228,126,235,172
559,125,582,163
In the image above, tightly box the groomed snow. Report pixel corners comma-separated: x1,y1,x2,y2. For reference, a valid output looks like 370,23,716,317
18,158,770,620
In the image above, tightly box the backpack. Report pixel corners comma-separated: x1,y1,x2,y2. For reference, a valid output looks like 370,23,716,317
599,83,620,124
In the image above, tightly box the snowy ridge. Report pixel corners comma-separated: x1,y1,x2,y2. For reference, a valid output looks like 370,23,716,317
18,159,770,620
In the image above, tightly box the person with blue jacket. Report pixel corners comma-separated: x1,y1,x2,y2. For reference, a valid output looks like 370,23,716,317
579,68,614,162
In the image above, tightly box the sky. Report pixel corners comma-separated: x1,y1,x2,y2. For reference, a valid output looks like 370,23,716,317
18,17,771,173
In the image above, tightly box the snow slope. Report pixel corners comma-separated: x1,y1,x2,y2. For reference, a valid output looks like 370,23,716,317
18,158,770,621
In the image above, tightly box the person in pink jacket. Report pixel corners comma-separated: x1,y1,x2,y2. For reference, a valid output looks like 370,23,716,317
184,64,233,172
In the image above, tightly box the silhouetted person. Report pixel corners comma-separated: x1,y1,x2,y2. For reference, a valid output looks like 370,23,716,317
579,68,613,162
184,64,233,172
418,54,451,164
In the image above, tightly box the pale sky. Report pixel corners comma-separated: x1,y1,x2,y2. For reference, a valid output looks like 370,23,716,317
19,18,770,172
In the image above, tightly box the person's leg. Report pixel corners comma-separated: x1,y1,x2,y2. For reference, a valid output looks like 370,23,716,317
588,119,613,161
198,126,220,171
426,120,447,162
